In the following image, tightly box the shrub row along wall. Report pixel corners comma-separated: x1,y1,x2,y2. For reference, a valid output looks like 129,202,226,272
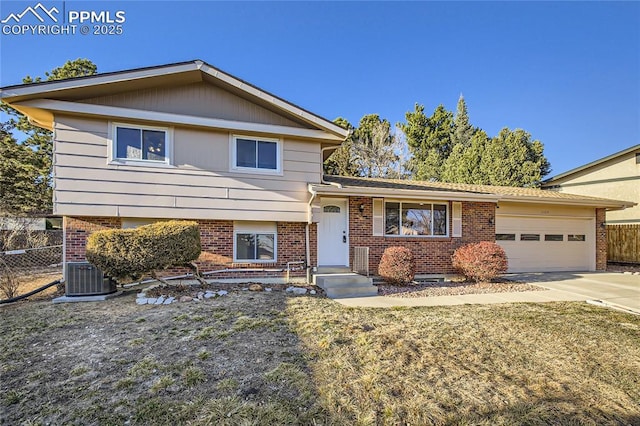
349,197,496,275
65,217,316,279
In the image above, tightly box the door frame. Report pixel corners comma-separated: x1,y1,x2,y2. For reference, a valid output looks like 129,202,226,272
317,197,349,267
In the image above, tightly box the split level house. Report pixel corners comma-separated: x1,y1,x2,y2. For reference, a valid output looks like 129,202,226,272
0,60,634,282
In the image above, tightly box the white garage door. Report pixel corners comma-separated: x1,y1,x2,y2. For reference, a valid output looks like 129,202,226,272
496,216,595,272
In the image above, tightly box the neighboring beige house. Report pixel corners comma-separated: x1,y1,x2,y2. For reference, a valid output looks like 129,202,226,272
0,60,633,279
542,145,639,224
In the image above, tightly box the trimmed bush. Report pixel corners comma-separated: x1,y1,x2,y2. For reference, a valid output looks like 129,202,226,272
86,220,201,282
452,241,508,282
378,246,416,285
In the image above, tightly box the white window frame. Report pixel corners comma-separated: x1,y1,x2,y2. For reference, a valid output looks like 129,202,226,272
108,122,174,167
233,221,277,263
230,134,283,175
384,200,450,238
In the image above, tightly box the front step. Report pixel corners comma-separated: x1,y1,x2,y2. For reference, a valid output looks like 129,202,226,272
314,273,378,299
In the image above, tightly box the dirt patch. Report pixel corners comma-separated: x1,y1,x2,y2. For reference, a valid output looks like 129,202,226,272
377,279,544,298
0,271,63,301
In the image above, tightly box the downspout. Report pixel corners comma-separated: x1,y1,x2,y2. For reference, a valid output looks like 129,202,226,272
306,186,317,284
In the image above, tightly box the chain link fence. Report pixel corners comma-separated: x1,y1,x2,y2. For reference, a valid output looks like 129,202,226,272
0,224,64,299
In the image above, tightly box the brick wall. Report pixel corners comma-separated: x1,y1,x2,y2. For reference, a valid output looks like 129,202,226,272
64,217,313,279
348,197,495,274
595,208,607,271
64,217,121,262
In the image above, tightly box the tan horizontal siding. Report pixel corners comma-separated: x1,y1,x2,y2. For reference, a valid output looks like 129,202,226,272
56,190,305,211
54,203,308,222
55,166,314,192
55,127,109,146
53,115,322,220
56,178,307,202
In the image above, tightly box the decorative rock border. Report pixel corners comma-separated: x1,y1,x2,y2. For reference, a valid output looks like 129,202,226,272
135,283,318,306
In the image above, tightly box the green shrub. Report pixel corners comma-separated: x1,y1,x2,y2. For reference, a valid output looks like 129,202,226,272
452,241,508,282
378,246,416,285
86,220,201,281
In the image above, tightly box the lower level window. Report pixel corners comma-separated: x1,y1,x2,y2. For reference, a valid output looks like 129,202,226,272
233,221,277,262
235,233,275,261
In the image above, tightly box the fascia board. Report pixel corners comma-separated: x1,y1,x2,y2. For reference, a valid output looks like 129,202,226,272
16,99,344,142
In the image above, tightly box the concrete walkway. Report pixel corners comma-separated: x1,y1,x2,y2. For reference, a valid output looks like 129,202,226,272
334,272,639,314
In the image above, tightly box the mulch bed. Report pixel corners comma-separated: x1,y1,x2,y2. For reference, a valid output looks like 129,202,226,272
377,279,545,298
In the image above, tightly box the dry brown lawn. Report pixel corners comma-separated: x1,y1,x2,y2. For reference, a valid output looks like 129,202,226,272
1,289,639,425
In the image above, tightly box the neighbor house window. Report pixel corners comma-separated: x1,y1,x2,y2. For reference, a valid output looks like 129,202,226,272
232,135,281,173
234,222,276,262
112,123,171,164
384,201,448,237
568,234,586,242
545,234,564,241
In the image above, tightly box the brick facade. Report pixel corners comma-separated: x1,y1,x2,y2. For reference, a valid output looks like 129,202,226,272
595,208,607,271
64,217,122,262
64,217,315,280
348,197,495,274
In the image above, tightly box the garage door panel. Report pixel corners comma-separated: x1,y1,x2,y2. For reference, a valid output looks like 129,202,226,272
496,216,594,273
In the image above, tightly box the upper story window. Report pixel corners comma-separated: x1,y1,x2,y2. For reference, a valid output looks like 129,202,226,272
111,123,172,165
231,135,282,174
385,201,449,237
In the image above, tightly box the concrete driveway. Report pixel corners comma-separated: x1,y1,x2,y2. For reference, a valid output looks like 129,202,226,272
507,272,639,314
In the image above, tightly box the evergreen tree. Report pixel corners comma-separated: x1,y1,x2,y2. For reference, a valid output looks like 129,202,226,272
452,94,474,148
478,128,551,187
324,114,400,178
398,103,454,181
323,118,359,177
0,59,98,214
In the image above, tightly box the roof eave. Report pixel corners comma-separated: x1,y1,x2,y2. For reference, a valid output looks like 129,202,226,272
308,184,501,203
543,144,640,184
500,195,635,210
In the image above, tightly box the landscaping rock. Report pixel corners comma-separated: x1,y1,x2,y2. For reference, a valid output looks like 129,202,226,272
623,271,632,275
217,290,228,296
155,296,165,305
265,288,272,292
310,290,317,295
197,292,205,299
136,298,148,305
179,296,192,303
164,297,175,305
286,286,307,295
147,298,157,305
204,293,215,299
249,284,263,292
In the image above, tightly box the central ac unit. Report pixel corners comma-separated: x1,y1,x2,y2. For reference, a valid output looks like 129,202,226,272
65,262,116,297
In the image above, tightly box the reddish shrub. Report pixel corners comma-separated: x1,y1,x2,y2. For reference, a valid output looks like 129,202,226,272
452,242,508,282
378,246,416,285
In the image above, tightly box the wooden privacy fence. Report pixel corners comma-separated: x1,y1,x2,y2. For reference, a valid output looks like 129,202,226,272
607,224,640,263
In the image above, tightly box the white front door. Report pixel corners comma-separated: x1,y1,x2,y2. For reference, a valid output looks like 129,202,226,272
318,198,349,266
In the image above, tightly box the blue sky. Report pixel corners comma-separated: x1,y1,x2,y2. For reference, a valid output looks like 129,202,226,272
1,1,638,177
